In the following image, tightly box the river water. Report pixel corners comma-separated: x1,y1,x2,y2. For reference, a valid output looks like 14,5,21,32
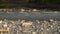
0,12,60,21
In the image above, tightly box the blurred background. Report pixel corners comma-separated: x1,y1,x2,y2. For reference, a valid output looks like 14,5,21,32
0,0,60,9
